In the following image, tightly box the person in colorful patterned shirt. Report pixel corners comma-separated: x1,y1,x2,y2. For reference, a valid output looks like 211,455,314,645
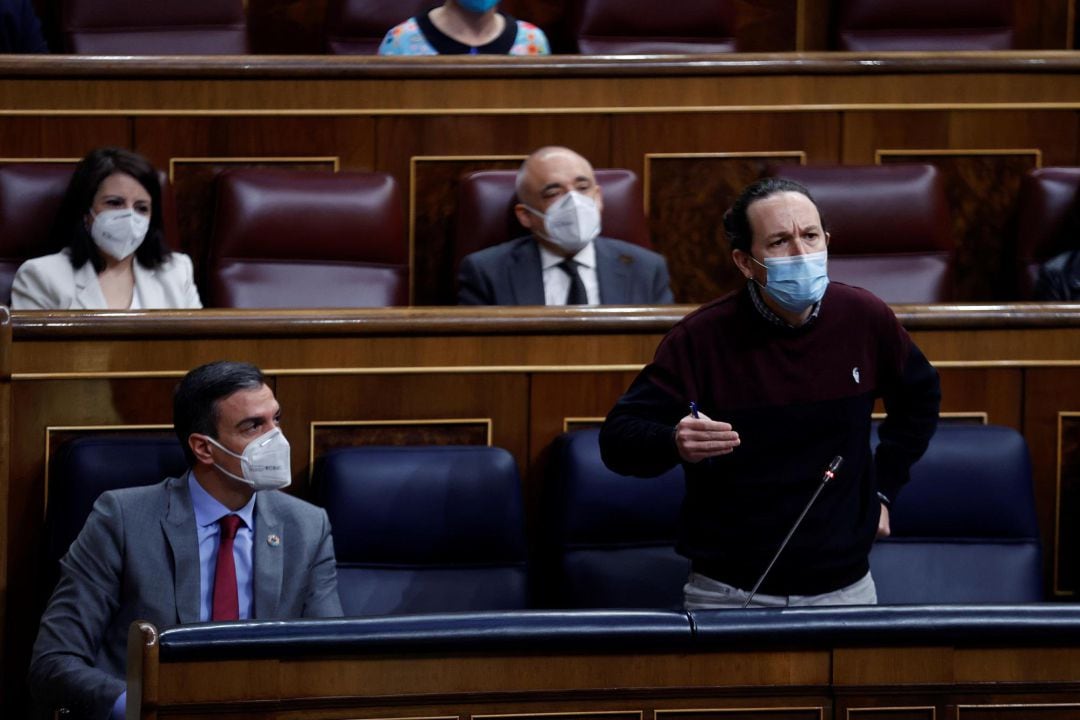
379,0,550,56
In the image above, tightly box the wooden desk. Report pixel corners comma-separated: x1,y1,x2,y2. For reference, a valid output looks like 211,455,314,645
3,53,1080,303
126,607,1080,720
3,303,1080,714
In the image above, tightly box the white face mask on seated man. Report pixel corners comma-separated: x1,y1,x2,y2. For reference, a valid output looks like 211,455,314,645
206,427,292,491
523,190,602,255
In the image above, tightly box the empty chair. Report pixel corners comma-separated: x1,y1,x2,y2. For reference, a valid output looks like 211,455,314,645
454,168,649,273
871,423,1042,604
770,164,954,304
1015,167,1080,299
543,428,688,609
43,435,187,595
313,445,529,615
208,169,407,308
833,0,1014,51
325,0,434,54
0,164,71,304
571,0,737,54
61,0,248,54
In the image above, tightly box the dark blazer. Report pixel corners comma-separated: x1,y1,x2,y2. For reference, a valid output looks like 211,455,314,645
1034,249,1080,301
457,235,674,305
29,474,342,720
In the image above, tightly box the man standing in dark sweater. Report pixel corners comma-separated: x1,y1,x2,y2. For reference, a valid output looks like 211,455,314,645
599,178,940,607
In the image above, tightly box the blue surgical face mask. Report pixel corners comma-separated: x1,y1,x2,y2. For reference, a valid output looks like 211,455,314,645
457,0,499,12
752,250,829,314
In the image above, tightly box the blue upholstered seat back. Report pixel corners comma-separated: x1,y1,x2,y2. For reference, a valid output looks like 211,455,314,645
871,423,1043,603
545,428,688,609
313,445,529,616
45,435,187,592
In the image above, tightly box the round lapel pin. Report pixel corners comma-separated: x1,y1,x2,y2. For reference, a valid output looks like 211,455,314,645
267,534,281,547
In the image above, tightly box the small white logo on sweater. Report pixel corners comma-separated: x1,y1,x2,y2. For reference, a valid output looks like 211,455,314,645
852,367,861,384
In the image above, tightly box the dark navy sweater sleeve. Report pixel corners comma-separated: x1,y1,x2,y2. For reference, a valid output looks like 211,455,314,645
875,340,941,502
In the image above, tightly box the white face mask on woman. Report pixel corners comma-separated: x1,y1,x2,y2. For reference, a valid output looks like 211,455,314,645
90,208,149,261
523,191,601,255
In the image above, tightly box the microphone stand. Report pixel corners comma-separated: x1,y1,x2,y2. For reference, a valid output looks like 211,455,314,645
742,456,844,608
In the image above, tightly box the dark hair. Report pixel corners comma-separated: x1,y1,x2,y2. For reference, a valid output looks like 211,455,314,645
51,147,169,272
173,361,267,466
722,177,823,253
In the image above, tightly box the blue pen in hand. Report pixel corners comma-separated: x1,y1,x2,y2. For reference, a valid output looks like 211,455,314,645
689,401,700,419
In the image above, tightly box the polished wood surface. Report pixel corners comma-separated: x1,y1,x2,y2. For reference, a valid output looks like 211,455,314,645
5,53,1080,303
3,304,1080,718
127,618,1080,720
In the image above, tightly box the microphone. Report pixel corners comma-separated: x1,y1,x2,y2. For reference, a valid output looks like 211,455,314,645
741,455,844,608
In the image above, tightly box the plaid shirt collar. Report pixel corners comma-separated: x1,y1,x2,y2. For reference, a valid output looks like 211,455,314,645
747,281,822,329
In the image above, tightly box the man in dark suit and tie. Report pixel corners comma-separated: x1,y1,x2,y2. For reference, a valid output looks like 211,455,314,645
29,361,343,720
457,146,674,305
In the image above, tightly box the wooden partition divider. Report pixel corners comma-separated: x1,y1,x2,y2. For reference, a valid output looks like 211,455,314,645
125,610,1080,720
2,304,1080,714
4,53,1080,305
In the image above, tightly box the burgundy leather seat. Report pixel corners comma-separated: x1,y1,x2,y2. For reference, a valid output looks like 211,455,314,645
770,164,953,304
0,164,71,304
572,0,736,54
61,0,248,54
325,0,435,54
833,0,1014,51
1015,168,1080,299
453,168,649,274
208,169,407,309
0,163,178,306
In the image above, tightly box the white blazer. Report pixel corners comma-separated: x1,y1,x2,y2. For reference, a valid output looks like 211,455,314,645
11,249,202,310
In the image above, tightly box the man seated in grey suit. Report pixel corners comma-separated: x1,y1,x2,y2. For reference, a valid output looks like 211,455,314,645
457,146,674,305
29,361,343,720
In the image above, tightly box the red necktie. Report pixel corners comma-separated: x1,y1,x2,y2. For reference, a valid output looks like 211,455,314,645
211,514,242,621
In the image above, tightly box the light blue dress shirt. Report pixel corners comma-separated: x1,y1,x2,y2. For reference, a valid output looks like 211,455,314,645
188,470,256,621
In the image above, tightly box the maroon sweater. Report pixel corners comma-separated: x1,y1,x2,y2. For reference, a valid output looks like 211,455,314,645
600,283,940,595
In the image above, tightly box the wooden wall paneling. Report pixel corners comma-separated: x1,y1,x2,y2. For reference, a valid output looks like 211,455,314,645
645,152,805,303
842,111,1079,166
657,709,824,720
844,109,1079,300
410,156,523,306
797,0,831,50
376,115,611,305
374,115,611,185
1012,0,1074,49
3,377,180,718
612,112,841,178
0,309,9,711
933,367,1023,430
1023,367,1080,598
735,0,799,51
958,703,1080,720
841,705,937,720
878,150,1040,302
274,373,530,495
133,115,377,302
0,117,131,158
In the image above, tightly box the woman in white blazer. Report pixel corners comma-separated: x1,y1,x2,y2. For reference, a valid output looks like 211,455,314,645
12,147,201,310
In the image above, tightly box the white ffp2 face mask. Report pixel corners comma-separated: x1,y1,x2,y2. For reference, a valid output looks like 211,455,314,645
206,427,292,491
90,208,150,261
524,191,601,255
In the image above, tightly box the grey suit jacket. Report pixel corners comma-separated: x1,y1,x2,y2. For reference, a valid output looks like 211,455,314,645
28,474,342,720
457,235,674,305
